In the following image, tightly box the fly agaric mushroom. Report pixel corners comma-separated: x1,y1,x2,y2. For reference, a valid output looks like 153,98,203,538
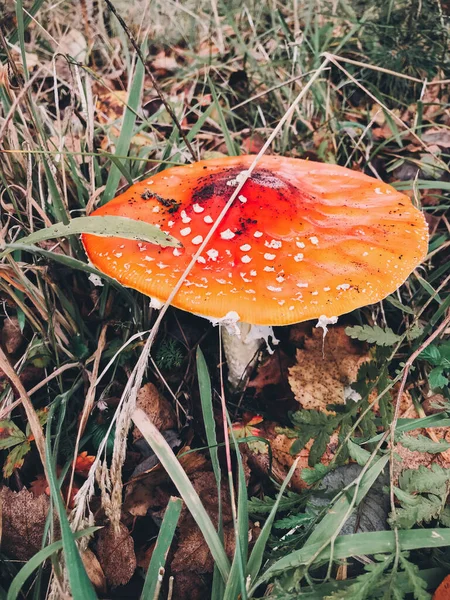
82,156,428,388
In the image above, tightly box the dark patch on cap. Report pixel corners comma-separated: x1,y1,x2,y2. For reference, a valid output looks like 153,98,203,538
141,189,181,213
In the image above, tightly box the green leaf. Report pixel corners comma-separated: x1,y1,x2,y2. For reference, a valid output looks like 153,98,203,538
4,243,139,314
399,464,450,496
0,217,180,259
386,295,415,315
420,345,442,366
69,335,90,360
428,367,449,390
272,568,445,600
347,440,372,466
301,463,331,485
399,554,431,600
391,465,450,528
325,554,393,599
3,442,31,477
393,494,444,529
398,433,450,454
406,324,424,341
273,513,314,530
309,429,331,466
439,341,450,361
345,325,401,346
248,491,303,515
0,421,27,449
196,347,224,598
140,497,182,600
247,458,300,584
439,506,450,527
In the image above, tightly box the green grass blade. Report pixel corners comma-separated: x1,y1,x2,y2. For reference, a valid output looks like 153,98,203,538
224,417,249,600
196,347,225,598
0,216,180,260
15,1,29,80
107,154,134,185
132,408,231,582
46,403,97,599
209,76,239,156
246,458,299,583
9,0,46,46
196,348,222,496
102,45,146,204
365,414,450,444
251,528,450,592
140,497,182,600
7,527,100,600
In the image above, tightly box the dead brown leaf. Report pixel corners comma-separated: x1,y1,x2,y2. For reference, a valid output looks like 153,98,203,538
245,422,337,491
124,479,171,518
124,451,209,516
248,350,293,395
1,317,24,355
136,541,155,571
81,548,107,594
421,128,450,149
422,394,446,415
96,522,136,588
172,571,210,600
0,487,50,561
288,326,369,413
132,383,176,442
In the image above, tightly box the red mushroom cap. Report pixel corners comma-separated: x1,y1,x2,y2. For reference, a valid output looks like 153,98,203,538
82,156,429,325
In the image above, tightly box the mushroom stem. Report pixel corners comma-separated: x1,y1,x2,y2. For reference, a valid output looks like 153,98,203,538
222,323,275,391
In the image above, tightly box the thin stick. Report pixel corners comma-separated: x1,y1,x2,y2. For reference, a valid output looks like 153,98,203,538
103,0,197,162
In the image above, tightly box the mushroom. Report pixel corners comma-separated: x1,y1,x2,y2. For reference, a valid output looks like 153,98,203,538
82,155,428,389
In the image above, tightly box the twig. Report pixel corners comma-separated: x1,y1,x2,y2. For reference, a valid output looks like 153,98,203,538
103,0,197,162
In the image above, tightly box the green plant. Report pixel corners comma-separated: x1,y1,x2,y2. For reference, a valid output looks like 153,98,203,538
420,342,450,392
